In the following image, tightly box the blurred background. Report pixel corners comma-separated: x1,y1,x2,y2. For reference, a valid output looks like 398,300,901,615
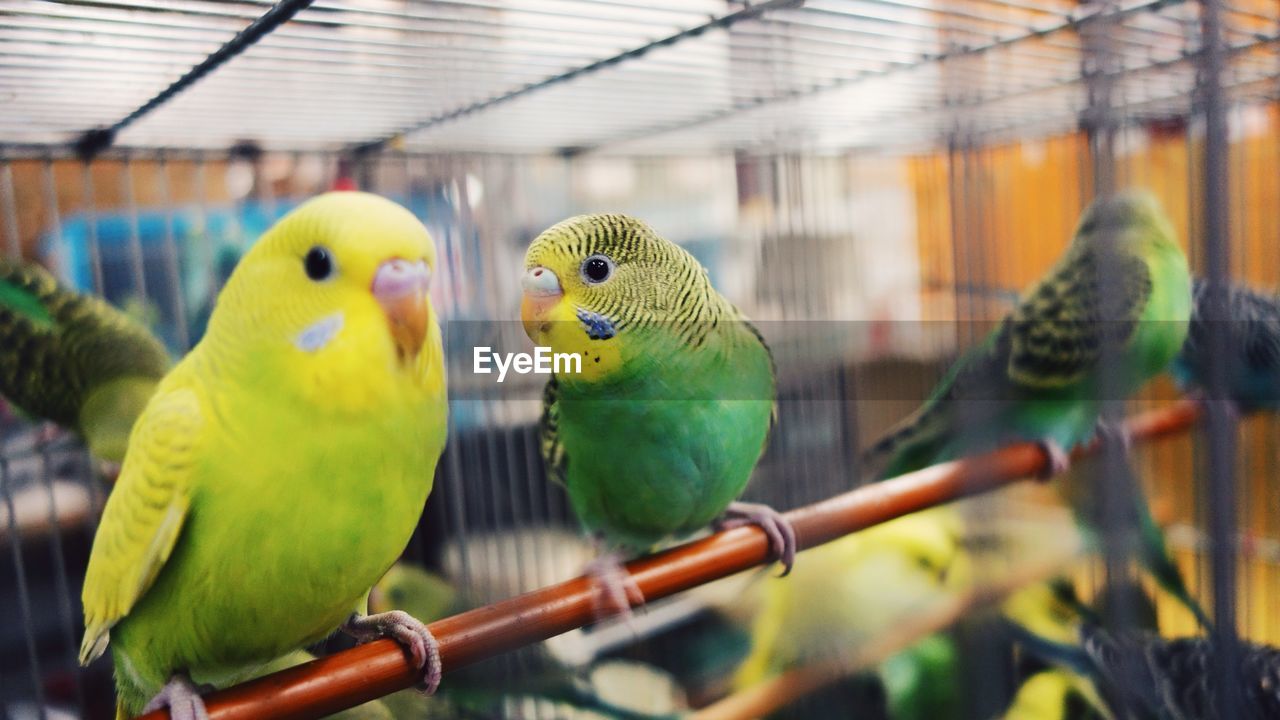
0,0,1276,718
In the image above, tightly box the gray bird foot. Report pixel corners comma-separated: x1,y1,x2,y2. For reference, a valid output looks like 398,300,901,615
142,674,210,720
1036,439,1071,480
35,422,63,447
1094,419,1133,455
343,610,442,695
97,460,122,484
1190,390,1241,424
717,501,798,576
584,552,644,622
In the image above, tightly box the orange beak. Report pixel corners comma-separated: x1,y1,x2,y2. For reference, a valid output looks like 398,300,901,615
372,258,431,363
520,266,563,341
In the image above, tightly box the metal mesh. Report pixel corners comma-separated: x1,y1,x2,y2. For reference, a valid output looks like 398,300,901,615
0,0,1270,718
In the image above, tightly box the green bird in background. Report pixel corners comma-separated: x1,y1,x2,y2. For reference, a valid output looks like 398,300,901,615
732,509,968,720
520,214,790,617
864,191,1205,627
0,257,170,463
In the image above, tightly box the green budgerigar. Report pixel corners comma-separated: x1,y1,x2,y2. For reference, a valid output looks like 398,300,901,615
866,190,1205,627
520,214,790,616
868,190,1190,477
0,257,170,463
78,192,449,720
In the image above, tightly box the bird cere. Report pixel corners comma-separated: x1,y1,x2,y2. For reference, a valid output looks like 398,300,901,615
5,3,1280,719
472,345,581,382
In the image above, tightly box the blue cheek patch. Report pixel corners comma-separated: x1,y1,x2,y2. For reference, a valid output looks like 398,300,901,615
576,308,617,340
294,312,345,352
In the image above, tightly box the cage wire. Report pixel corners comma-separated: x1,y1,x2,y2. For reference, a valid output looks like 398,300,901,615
0,0,1276,718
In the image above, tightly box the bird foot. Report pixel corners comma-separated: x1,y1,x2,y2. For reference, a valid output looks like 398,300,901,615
716,501,798,576
584,552,644,623
342,610,442,695
97,460,122,484
142,674,210,720
1094,419,1133,455
1189,390,1242,424
1035,439,1071,480
35,422,63,447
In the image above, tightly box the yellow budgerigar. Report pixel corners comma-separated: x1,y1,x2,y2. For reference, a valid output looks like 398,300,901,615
78,192,449,719
732,508,968,689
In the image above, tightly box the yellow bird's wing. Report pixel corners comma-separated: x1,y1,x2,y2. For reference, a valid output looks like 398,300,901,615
79,386,203,664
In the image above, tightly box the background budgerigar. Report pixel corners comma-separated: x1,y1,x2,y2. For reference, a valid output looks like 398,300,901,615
863,191,1205,627
1003,578,1280,719
1172,278,1280,413
731,508,968,720
77,192,449,720
0,257,170,463
520,213,790,615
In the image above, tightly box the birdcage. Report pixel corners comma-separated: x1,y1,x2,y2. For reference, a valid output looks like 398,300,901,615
0,1,1273,719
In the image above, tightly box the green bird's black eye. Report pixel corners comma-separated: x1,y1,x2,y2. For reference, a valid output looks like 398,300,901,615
580,254,614,285
304,246,334,281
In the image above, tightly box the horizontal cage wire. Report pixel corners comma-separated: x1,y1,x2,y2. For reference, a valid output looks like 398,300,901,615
0,0,1274,719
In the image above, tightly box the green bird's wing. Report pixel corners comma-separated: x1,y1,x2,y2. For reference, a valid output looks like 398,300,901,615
540,375,568,487
740,314,779,431
79,387,202,664
1007,244,1151,389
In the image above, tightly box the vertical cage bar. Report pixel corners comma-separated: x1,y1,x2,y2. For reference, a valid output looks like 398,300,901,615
156,153,191,351
121,155,151,307
0,162,19,259
2,457,49,720
37,442,86,715
40,159,63,274
1198,0,1242,714
81,161,104,295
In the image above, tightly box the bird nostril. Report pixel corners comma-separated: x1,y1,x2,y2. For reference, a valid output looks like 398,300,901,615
533,269,543,277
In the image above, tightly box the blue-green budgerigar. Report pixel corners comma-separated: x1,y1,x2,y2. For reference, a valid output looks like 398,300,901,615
1004,580,1280,719
868,190,1190,477
865,191,1206,627
0,257,170,464
520,214,790,616
1172,278,1280,413
78,192,449,720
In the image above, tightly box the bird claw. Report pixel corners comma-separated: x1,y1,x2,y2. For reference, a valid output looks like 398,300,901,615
584,552,644,623
343,610,442,695
717,501,798,576
1094,419,1133,455
1190,390,1241,424
142,674,210,720
35,422,63,447
97,460,122,484
1036,439,1071,480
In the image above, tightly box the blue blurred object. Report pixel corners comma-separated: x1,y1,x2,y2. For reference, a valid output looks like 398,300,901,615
42,200,301,352
41,191,462,353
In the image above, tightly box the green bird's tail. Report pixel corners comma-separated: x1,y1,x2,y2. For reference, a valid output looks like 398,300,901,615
0,258,170,461
1067,458,1212,631
861,401,955,481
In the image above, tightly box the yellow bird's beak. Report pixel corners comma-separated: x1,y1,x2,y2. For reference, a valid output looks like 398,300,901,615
520,266,563,342
372,258,431,363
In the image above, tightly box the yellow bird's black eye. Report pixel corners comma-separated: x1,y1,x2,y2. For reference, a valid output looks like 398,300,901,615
580,254,614,285
304,246,334,281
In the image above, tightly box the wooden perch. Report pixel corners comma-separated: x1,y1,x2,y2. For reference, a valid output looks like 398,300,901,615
135,398,1203,720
